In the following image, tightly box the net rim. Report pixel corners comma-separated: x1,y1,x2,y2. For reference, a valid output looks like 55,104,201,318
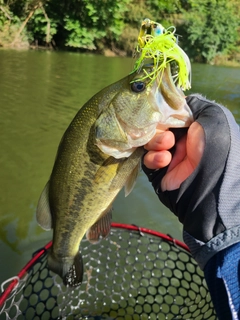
0,222,189,307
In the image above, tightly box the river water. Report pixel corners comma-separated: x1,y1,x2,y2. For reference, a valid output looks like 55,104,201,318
0,49,240,286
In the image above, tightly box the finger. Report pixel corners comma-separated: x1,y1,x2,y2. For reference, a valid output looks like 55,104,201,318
143,150,172,169
144,130,175,151
161,122,205,191
186,122,205,168
167,135,187,172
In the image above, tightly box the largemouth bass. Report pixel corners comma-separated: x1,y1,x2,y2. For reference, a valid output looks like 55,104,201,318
36,64,192,287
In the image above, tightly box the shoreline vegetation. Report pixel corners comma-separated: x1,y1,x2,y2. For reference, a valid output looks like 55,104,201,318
0,0,240,67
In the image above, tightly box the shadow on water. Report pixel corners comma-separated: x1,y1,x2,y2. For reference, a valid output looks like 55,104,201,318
0,49,240,285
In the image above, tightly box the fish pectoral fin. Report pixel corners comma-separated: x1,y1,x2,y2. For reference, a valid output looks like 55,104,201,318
94,156,120,185
124,160,141,197
36,181,52,231
110,147,144,194
86,207,112,244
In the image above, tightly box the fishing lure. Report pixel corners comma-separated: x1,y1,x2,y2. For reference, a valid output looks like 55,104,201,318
132,18,191,91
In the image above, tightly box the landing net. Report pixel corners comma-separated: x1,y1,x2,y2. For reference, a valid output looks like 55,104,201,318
0,223,216,319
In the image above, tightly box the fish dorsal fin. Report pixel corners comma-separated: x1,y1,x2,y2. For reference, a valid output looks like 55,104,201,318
124,161,141,197
36,181,52,231
86,207,112,244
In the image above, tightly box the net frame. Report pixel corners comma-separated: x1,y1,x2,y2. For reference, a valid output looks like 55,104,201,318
0,223,216,319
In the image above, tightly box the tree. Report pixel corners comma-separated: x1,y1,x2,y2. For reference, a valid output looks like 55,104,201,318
47,0,130,50
180,0,239,63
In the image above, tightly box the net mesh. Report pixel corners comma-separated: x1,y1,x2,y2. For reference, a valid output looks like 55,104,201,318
0,225,216,320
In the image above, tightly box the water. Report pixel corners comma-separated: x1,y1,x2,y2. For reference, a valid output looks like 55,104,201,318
0,49,240,287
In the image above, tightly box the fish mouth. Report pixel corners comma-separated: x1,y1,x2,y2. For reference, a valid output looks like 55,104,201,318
162,113,193,128
152,84,193,129
152,64,193,129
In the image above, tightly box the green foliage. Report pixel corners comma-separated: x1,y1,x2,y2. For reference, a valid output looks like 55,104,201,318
180,0,239,63
146,0,182,16
62,0,130,50
27,7,57,44
0,4,28,47
0,3,12,28
63,16,105,49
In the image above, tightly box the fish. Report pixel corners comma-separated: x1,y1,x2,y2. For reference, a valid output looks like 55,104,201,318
36,63,193,287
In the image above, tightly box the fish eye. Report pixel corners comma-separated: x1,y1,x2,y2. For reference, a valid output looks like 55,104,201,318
131,81,146,93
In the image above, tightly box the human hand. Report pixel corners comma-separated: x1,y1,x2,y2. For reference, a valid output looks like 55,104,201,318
143,93,240,271
142,92,240,238
143,122,205,191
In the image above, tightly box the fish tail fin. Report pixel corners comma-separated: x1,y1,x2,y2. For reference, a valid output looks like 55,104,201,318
63,253,84,287
48,251,83,287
